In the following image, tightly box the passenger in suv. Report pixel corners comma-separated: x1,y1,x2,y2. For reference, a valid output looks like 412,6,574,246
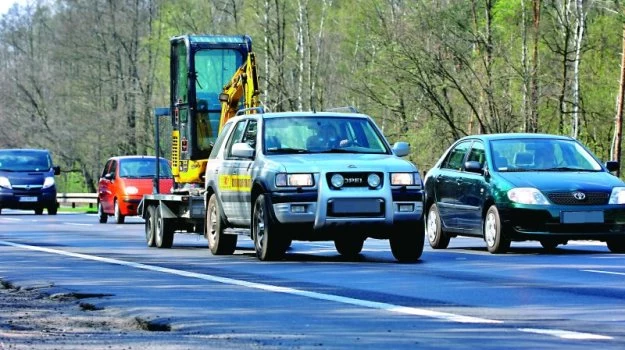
204,111,425,262
0,149,60,215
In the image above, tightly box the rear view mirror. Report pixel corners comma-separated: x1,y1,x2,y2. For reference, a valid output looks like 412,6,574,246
392,142,410,157
232,142,255,159
464,161,484,174
606,161,619,173
53,166,61,176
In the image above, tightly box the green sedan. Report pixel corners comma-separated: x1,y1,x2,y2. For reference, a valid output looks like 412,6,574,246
424,133,625,254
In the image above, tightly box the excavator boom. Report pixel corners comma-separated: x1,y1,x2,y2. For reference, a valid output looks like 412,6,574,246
219,52,260,130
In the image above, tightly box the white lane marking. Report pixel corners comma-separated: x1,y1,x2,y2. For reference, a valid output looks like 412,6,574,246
518,328,613,340
0,240,498,324
582,269,625,276
63,223,93,227
0,240,615,340
0,218,22,222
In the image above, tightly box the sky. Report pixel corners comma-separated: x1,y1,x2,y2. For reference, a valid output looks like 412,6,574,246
0,0,29,16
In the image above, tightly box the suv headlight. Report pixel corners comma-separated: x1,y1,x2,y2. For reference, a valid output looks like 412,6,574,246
42,176,55,189
507,188,549,205
391,172,420,186
276,173,314,187
609,187,625,204
0,176,11,189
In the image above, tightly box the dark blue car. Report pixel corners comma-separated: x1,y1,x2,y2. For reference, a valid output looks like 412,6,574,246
424,133,625,253
0,149,60,215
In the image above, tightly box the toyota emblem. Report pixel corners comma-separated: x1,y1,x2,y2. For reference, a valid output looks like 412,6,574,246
572,191,586,201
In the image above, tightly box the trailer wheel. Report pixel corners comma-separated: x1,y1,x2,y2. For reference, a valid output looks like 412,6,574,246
206,194,236,255
145,205,156,247
155,205,174,248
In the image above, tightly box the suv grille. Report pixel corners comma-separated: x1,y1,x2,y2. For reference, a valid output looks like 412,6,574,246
326,172,383,188
547,192,609,205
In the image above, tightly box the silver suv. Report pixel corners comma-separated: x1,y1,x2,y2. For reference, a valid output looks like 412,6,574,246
204,111,424,262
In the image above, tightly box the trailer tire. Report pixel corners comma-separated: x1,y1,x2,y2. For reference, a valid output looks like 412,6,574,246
155,205,174,248
206,194,236,255
145,205,156,247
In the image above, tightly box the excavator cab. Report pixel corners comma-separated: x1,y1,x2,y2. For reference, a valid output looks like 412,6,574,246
169,35,252,187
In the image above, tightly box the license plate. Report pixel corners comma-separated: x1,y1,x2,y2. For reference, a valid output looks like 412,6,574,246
331,198,382,214
19,196,38,202
560,211,604,224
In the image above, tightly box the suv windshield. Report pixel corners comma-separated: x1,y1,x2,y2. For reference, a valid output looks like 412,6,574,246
263,116,389,154
118,158,173,178
0,150,52,172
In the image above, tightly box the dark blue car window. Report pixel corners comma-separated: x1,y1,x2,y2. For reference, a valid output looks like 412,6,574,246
0,150,52,172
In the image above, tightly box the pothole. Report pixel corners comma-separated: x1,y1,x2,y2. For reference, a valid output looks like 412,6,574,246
50,292,113,301
133,317,172,332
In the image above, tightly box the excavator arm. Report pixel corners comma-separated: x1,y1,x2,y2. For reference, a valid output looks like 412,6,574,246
218,52,260,130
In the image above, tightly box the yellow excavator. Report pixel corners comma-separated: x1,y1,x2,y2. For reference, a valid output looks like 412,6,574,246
168,34,260,189
139,34,261,248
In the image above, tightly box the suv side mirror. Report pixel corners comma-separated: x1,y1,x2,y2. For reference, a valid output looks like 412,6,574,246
53,166,61,176
104,172,114,180
392,142,410,157
232,142,255,159
606,161,619,172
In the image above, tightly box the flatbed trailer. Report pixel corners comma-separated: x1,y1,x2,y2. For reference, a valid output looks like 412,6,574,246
138,193,205,248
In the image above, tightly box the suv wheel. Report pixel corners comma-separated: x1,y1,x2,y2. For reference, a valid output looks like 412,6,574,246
389,221,425,263
206,194,237,255
34,207,44,215
48,204,57,215
334,236,365,258
253,194,287,261
607,239,625,253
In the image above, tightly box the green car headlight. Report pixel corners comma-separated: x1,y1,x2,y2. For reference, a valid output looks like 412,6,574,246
609,187,625,204
507,188,549,205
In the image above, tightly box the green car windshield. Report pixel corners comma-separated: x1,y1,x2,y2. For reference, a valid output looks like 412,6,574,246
490,138,603,172
263,116,389,154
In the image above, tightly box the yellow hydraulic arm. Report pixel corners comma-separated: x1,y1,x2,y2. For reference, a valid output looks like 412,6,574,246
218,52,261,130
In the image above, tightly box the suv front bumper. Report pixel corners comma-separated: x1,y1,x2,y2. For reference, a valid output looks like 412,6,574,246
270,187,423,229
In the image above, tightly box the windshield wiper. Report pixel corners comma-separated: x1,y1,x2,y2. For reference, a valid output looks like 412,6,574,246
267,148,311,154
499,168,538,172
317,148,353,153
537,166,597,172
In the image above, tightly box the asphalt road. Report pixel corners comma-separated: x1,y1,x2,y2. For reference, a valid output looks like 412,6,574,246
1,210,624,349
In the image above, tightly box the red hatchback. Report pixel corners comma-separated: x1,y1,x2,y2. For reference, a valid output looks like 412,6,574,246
98,156,173,224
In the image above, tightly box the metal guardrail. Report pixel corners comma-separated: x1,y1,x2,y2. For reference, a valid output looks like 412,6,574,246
57,193,98,208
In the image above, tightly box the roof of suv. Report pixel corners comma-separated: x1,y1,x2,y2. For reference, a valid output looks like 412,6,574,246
236,111,371,120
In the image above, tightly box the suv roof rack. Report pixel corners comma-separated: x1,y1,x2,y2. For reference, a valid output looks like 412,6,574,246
323,106,359,113
236,106,266,115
